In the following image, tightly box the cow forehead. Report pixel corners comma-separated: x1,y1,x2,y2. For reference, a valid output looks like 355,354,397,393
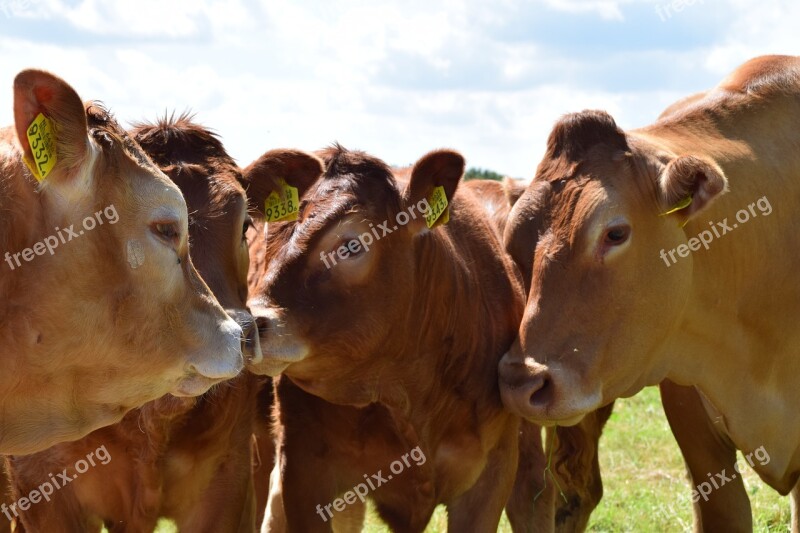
510,174,609,255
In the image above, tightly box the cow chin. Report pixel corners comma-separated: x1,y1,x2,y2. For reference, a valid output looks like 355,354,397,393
247,357,292,377
171,375,224,397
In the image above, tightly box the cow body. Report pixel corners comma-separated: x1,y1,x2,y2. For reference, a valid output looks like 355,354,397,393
499,55,800,523
465,177,615,532
4,116,265,532
0,72,243,454
245,147,524,532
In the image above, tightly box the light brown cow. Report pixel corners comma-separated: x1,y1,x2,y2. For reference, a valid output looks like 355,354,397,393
0,71,243,455
245,146,525,532
499,55,800,528
1,115,292,532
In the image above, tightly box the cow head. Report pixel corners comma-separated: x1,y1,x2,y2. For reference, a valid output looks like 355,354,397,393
130,114,262,368
2,71,243,451
499,110,727,425
242,146,465,406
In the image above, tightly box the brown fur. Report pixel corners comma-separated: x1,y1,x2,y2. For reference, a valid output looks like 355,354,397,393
5,115,261,532
0,71,242,454
246,146,525,532
500,55,800,530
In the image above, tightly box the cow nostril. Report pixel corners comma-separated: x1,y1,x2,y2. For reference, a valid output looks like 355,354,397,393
254,316,270,333
528,374,554,408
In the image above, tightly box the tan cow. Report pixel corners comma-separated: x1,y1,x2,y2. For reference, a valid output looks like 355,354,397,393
0,71,243,455
499,55,800,528
3,115,276,532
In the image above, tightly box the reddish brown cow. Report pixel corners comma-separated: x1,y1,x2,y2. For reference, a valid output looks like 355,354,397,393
244,146,524,532
464,178,615,532
1,116,305,532
0,71,243,455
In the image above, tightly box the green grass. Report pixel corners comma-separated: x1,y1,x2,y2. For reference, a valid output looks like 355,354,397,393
144,387,789,532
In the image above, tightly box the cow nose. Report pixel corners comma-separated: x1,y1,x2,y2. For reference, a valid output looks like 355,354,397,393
226,309,263,365
499,356,554,417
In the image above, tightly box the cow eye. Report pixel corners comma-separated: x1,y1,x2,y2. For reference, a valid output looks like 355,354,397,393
604,225,630,245
152,222,180,244
242,217,253,242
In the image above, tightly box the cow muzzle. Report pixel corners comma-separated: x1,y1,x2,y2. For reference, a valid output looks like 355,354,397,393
498,353,594,426
246,306,310,377
227,308,263,366
174,317,244,397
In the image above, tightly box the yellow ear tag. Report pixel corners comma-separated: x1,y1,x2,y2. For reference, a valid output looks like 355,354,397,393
425,186,450,229
659,196,692,216
264,178,299,223
25,113,57,182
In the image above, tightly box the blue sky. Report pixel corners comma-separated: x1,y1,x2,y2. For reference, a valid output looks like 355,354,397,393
0,0,797,177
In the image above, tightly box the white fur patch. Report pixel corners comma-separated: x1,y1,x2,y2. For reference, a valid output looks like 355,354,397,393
126,239,145,269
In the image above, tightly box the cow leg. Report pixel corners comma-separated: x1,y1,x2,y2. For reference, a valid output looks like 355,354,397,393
174,448,257,533
791,481,800,533
331,501,365,533
660,380,752,532
551,403,614,532
253,378,276,528
0,461,13,533
261,456,287,533
447,419,520,533
505,421,555,533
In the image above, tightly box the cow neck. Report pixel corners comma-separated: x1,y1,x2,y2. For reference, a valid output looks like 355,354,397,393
375,228,509,430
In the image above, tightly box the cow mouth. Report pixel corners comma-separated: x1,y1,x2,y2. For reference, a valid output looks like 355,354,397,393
171,374,226,397
247,357,292,377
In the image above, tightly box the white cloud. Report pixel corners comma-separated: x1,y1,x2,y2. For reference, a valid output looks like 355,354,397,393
0,0,797,178
539,0,637,21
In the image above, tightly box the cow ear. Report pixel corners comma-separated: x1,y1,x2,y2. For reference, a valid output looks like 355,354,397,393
241,149,324,220
14,70,90,187
658,155,727,222
403,149,465,235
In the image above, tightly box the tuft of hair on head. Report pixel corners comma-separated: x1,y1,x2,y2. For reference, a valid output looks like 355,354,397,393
545,110,629,162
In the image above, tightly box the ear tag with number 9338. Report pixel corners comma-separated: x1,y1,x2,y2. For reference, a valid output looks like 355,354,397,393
265,179,300,223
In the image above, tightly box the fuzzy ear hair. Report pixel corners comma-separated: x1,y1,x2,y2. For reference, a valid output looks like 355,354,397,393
403,149,465,234
13,69,90,184
659,155,728,221
240,149,325,219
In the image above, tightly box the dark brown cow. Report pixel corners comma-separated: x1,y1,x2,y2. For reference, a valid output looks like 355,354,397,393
499,55,800,530
244,146,524,532
464,177,615,532
0,71,243,455
2,116,295,532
